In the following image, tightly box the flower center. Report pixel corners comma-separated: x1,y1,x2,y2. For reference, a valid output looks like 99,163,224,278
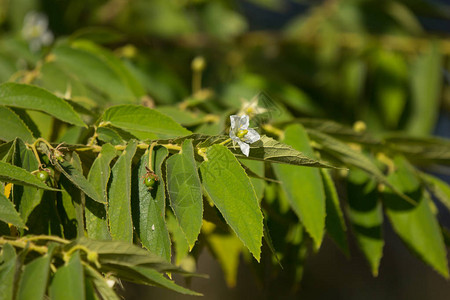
237,129,248,139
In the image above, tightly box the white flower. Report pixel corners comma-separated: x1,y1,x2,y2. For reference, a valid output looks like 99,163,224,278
229,114,260,157
21,12,54,52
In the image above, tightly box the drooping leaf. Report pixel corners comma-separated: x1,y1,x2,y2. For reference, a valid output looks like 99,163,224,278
0,82,86,127
85,144,117,240
49,252,85,300
133,146,171,262
166,139,203,249
0,192,26,228
0,106,34,143
200,144,263,261
53,161,98,206
383,156,449,278
16,245,55,300
0,244,16,300
108,140,137,242
321,169,348,255
0,160,57,191
101,105,191,139
272,124,325,248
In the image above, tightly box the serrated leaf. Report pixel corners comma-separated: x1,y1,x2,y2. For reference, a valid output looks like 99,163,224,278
108,140,137,242
96,127,124,145
72,238,176,272
17,245,55,300
49,252,85,300
383,156,449,278
133,147,171,262
55,158,103,204
0,106,34,143
102,105,191,139
272,124,325,248
228,135,335,168
200,144,263,261
0,191,26,228
0,244,16,300
85,144,117,240
321,169,348,255
0,82,86,127
166,139,203,249
347,169,384,276
0,161,57,191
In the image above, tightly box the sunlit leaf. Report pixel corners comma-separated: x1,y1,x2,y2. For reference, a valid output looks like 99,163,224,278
200,144,263,261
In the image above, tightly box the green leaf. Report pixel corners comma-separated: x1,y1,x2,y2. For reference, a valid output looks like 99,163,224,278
0,244,17,300
72,238,175,272
321,169,348,255
383,156,449,278
0,190,26,228
96,127,124,145
0,106,34,143
420,172,450,211
0,160,57,191
108,140,137,242
347,169,384,276
307,129,413,204
166,139,203,249
55,158,103,204
49,252,85,300
12,138,44,224
272,124,325,248
85,144,117,240
101,105,191,139
134,146,171,262
227,135,335,168
83,264,120,300
128,266,201,296
0,82,86,127
406,43,442,135
17,245,55,300
200,144,263,261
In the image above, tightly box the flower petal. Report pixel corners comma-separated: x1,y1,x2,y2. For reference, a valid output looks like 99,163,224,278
230,115,241,131
229,130,240,143
238,141,250,157
239,114,249,130
244,129,260,144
